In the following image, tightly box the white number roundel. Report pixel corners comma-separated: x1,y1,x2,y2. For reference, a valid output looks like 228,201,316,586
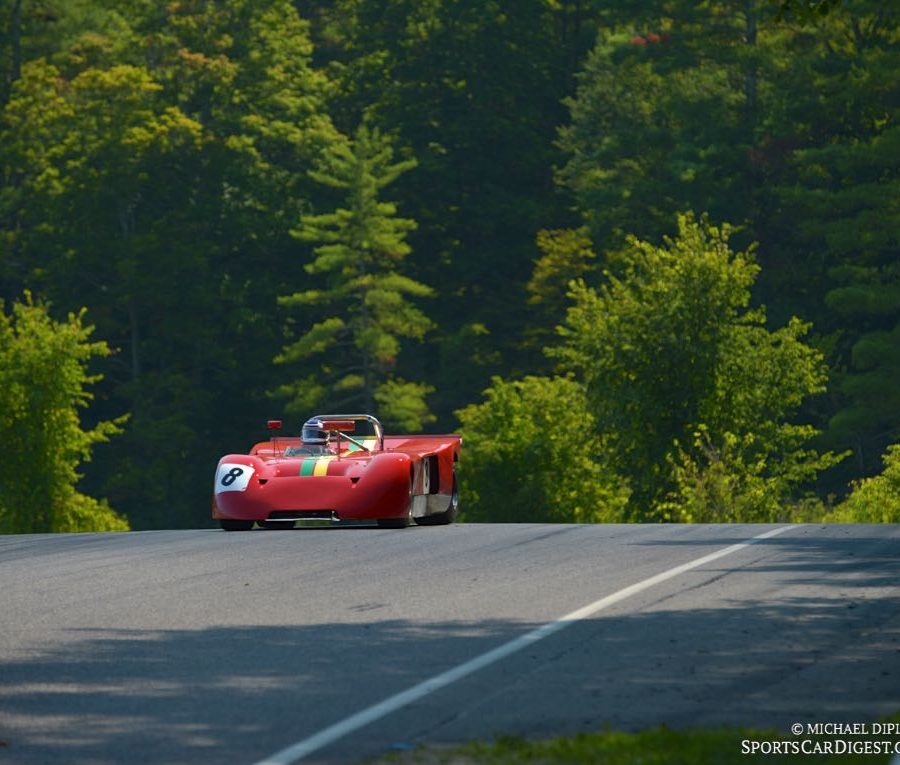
215,463,254,493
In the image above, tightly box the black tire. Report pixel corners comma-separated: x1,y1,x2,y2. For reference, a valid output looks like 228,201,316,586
416,466,459,526
258,520,295,530
376,516,410,529
220,519,253,531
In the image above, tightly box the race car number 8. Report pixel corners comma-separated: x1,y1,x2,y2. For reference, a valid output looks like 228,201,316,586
221,467,244,486
215,462,254,493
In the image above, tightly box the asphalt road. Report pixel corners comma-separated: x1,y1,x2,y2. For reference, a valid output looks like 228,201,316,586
1,523,898,764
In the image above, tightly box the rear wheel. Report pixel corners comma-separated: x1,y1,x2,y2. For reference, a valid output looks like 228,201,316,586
220,520,253,531
416,465,459,526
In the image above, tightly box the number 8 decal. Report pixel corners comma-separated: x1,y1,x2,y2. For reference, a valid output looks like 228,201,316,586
215,463,254,493
221,467,244,487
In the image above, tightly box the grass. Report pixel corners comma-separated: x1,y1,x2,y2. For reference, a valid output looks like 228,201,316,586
370,715,900,765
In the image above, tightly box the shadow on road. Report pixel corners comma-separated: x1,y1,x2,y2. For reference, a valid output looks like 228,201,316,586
0,529,897,764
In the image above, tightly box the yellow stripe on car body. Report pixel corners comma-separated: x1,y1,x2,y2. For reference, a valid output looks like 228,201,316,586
313,456,336,476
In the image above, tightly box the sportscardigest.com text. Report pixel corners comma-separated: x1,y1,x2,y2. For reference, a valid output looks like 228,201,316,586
742,722,900,756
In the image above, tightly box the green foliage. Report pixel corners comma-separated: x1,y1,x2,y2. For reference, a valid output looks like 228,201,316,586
3,58,203,201
455,376,630,523
552,214,840,521
555,0,900,500
529,229,598,310
0,0,338,528
772,0,844,24
318,0,599,421
555,0,900,506
781,116,900,473
0,294,127,533
828,443,900,523
523,227,599,364
277,123,435,430
0,0,896,529
664,425,841,523
558,4,777,250
386,713,900,764
374,379,434,433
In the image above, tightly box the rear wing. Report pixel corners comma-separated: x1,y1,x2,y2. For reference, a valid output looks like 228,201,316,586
383,435,462,456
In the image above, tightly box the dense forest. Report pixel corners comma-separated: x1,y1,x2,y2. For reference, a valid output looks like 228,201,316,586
1,0,898,531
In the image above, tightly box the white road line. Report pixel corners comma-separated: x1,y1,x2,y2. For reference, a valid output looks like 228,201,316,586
254,524,798,765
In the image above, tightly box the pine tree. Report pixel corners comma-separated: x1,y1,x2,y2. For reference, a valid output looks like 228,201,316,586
773,10,900,476
276,124,435,431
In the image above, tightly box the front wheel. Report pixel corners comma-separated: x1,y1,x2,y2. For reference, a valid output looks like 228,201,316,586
220,519,253,531
377,475,414,528
376,516,410,529
258,520,295,530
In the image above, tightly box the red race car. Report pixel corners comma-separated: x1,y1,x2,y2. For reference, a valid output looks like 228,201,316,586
212,414,461,530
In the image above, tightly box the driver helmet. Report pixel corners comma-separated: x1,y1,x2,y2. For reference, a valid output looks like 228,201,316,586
301,418,328,445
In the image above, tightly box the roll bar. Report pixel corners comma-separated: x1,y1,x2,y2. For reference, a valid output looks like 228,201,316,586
310,414,385,453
